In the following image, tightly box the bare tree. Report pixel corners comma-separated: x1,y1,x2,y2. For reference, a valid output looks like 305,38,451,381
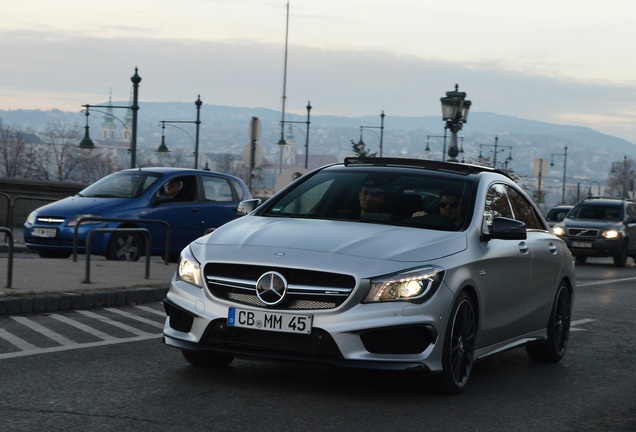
606,157,634,198
0,126,30,178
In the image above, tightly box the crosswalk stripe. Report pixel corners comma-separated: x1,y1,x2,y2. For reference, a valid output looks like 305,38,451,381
104,307,164,329
0,326,38,351
11,316,78,346
135,305,166,317
48,313,119,342
75,310,157,337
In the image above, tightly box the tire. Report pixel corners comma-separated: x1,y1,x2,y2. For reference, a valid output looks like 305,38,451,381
181,349,235,367
106,231,142,261
526,281,572,362
574,255,587,264
613,245,628,267
436,292,476,395
37,250,72,259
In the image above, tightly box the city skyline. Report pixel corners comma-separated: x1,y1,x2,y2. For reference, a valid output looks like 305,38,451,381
2,1,636,143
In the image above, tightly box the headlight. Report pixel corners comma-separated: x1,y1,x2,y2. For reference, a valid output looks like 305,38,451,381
363,266,445,304
552,226,565,236
67,214,102,227
602,229,621,239
26,211,38,225
177,246,202,288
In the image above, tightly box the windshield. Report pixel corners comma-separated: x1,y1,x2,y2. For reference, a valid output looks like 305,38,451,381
79,171,162,198
261,169,473,231
568,204,622,221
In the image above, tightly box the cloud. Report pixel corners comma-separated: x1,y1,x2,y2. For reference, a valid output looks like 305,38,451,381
2,29,636,143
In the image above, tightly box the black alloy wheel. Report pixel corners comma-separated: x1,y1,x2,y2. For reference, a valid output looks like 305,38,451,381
526,281,572,362
437,292,476,395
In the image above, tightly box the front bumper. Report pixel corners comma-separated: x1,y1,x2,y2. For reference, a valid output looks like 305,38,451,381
563,237,624,257
162,277,450,372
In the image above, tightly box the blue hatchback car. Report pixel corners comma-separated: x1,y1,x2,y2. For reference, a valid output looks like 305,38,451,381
23,167,252,261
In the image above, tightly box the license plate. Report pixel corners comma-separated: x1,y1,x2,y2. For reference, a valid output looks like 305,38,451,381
32,227,57,238
228,307,312,334
571,241,592,248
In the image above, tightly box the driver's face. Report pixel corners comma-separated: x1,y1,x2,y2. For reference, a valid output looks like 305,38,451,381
359,188,385,212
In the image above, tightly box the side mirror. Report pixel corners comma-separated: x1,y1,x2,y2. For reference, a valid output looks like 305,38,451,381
481,217,527,242
237,199,262,216
557,212,566,222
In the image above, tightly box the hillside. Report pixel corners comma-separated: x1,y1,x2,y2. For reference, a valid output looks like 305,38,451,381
2,104,635,187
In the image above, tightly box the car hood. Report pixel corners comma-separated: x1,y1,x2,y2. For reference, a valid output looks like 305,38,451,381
562,218,622,229
34,196,138,217
194,216,467,263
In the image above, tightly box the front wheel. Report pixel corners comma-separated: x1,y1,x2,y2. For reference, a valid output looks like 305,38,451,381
435,292,476,395
181,350,235,367
526,281,572,362
574,255,587,264
106,232,142,261
613,245,628,267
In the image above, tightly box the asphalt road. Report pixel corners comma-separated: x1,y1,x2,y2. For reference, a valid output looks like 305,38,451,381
0,257,634,431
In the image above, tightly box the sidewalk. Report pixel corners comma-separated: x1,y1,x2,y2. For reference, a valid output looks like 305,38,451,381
0,230,177,315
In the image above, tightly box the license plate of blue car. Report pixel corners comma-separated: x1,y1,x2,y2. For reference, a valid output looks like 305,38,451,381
32,227,57,238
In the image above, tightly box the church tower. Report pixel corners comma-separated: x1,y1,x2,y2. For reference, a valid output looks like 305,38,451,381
100,90,117,140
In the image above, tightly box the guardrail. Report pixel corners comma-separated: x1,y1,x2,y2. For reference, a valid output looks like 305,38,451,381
0,227,13,288
83,228,151,284
72,217,171,264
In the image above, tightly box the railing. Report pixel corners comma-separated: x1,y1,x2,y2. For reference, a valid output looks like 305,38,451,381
72,217,171,264
83,228,151,284
0,227,13,288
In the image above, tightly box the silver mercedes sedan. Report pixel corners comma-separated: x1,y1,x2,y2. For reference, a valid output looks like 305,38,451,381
163,157,575,394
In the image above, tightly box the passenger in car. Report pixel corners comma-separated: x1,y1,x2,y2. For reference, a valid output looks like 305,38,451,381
412,188,463,226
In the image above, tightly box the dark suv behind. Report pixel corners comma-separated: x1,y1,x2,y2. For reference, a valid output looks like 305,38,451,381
552,197,636,266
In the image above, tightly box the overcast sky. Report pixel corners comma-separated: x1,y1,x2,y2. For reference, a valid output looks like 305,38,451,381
2,0,636,143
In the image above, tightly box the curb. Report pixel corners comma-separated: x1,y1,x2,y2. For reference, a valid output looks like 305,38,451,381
0,287,169,316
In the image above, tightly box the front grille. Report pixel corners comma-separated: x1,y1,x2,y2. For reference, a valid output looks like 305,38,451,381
35,216,66,226
202,319,343,359
204,263,356,310
567,228,599,237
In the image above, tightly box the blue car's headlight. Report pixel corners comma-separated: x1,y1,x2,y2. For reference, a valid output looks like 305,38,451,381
25,211,38,225
177,246,203,288
364,266,445,303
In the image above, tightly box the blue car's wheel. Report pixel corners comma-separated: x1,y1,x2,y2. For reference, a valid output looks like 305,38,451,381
106,231,142,261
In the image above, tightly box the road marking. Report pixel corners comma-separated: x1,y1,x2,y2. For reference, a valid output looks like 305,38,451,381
48,313,119,342
76,310,156,337
11,316,78,346
135,305,166,317
577,276,636,287
570,318,596,332
0,303,164,360
105,307,164,329
0,326,38,351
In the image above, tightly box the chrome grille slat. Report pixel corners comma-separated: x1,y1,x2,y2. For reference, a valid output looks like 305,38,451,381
204,263,356,310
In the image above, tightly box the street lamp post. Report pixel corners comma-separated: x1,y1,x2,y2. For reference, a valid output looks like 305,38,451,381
277,101,312,169
79,68,142,168
359,111,385,157
425,130,449,161
478,135,513,169
550,145,568,203
440,84,471,162
156,95,203,169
